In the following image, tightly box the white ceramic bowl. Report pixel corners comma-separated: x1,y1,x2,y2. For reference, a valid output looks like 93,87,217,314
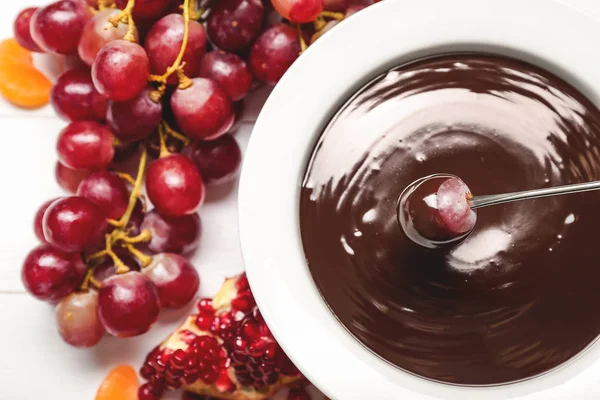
239,0,600,398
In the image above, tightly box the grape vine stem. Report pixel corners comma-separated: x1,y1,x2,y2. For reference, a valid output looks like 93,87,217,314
81,268,102,290
149,0,193,101
162,121,191,145
319,11,344,20
97,0,115,11
105,147,152,273
109,147,148,228
109,0,137,42
297,24,307,53
157,124,171,158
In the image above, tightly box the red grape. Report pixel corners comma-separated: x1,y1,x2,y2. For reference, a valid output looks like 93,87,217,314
398,175,477,249
199,51,252,101
55,162,92,193
250,24,300,85
170,78,234,140
14,7,42,52
87,0,115,6
92,40,150,101
51,67,108,122
115,0,172,19
43,196,108,253
207,0,265,53
272,0,324,23
344,3,365,17
146,154,205,216
56,121,115,170
143,253,199,309
436,177,477,234
144,14,207,85
92,251,141,282
323,0,347,11
34,198,61,243
97,271,160,337
78,8,139,67
184,135,242,185
56,290,105,348
147,130,183,160
107,88,162,141
141,210,201,254
76,171,130,220
30,0,92,55
21,244,86,302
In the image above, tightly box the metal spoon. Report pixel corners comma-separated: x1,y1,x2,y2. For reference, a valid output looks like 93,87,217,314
469,180,600,209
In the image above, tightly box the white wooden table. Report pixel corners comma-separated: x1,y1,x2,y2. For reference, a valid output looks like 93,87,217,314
0,1,599,398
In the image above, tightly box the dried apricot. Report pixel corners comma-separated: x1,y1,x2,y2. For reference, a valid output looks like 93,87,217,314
0,38,51,108
0,38,32,66
95,365,139,400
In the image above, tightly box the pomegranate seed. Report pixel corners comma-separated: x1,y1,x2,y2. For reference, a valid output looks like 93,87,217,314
215,368,236,392
235,274,249,290
149,374,166,388
252,309,265,325
234,337,248,352
197,298,214,312
195,313,215,330
263,342,278,361
231,292,256,312
240,318,260,341
138,383,162,400
197,336,214,349
184,373,199,384
140,365,154,379
248,339,270,358
172,349,187,367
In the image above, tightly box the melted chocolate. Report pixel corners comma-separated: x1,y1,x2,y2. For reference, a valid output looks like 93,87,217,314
299,54,600,385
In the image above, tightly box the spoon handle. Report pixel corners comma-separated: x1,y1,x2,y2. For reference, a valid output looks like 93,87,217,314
469,180,600,209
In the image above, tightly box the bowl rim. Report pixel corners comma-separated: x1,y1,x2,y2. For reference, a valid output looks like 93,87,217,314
239,0,600,398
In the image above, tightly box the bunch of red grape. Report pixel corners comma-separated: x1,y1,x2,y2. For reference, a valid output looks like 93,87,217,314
16,0,377,350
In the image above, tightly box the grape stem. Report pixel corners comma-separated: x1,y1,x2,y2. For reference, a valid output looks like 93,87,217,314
108,0,137,42
110,147,148,228
319,11,345,20
313,16,326,31
105,147,152,274
97,0,115,11
79,148,153,286
124,243,153,267
157,124,171,158
116,171,148,212
115,229,152,244
149,0,193,101
162,121,191,145
297,24,307,53
116,171,136,186
105,234,129,274
81,268,102,290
